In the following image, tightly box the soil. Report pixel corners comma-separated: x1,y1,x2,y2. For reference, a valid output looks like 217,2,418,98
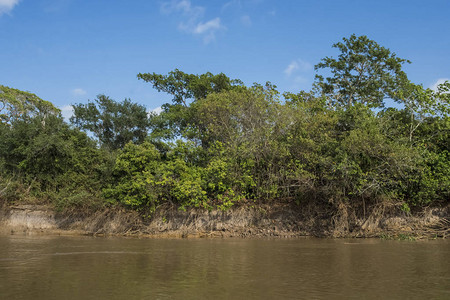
0,200,448,239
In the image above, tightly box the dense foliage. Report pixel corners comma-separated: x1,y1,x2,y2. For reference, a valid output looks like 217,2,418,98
1,35,449,214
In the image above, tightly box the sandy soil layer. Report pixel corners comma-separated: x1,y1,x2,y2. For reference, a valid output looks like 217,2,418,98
0,202,448,239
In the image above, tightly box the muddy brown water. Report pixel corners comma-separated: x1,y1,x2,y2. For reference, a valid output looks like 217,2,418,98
0,235,449,299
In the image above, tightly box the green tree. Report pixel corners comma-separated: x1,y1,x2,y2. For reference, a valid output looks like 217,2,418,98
194,84,290,200
0,113,109,207
103,141,161,210
71,95,150,150
104,140,208,212
0,85,59,126
137,69,243,106
395,80,449,142
137,69,244,141
315,34,410,108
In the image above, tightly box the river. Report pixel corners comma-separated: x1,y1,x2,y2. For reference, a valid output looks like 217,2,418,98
0,235,449,299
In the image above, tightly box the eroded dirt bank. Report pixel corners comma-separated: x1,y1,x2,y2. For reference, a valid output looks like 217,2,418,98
0,202,448,239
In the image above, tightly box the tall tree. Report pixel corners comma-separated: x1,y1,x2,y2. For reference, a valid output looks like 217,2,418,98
137,69,243,106
0,85,59,126
315,34,410,108
137,69,243,141
391,80,450,143
71,95,150,150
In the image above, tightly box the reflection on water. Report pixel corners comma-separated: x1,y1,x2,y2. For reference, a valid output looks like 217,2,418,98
0,235,449,299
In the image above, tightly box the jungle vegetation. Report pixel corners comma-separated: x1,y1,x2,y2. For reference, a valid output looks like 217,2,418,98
1,35,449,215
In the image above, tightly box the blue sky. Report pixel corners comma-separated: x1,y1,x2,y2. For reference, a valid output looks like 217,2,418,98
1,0,449,118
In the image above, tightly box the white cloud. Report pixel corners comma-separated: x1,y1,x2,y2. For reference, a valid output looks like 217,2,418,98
161,0,204,18
284,59,312,77
288,76,309,91
71,88,87,96
194,17,221,34
0,0,20,16
284,61,299,77
221,0,242,11
284,59,313,91
222,0,263,11
148,106,163,117
161,0,225,43
193,17,224,43
430,78,450,91
60,105,74,122
240,15,251,26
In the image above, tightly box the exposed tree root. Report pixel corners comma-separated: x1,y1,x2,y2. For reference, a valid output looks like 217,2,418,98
1,201,448,239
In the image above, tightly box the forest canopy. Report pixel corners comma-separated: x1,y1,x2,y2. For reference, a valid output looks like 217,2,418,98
1,35,449,214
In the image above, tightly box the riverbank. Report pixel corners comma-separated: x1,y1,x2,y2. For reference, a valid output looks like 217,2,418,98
1,201,448,239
